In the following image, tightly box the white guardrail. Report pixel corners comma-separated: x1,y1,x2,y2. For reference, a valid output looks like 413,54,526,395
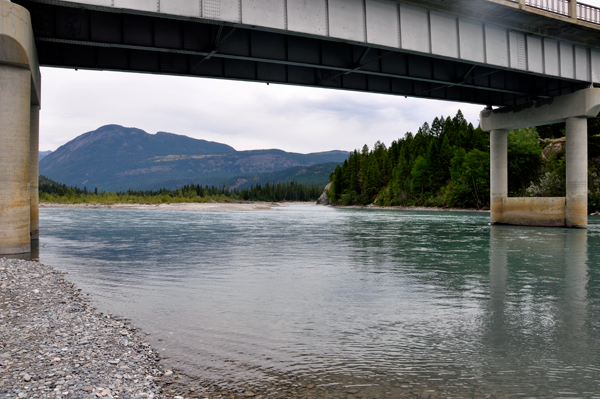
578,2,600,24
508,0,600,25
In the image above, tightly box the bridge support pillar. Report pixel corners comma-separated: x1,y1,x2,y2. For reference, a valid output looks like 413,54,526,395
490,129,508,225
481,88,600,228
566,117,587,228
0,1,41,255
0,65,32,255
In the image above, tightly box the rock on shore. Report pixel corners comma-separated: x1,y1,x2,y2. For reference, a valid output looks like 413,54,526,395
316,182,332,206
0,258,165,399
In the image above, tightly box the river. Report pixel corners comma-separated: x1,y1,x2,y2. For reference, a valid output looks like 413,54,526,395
36,204,600,398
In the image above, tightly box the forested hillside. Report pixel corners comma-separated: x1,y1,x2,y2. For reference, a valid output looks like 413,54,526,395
328,110,600,212
39,175,323,203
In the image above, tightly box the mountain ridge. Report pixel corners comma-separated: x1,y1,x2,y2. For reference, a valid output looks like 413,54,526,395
40,125,348,191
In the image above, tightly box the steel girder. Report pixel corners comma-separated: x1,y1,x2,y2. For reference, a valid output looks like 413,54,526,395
14,0,589,106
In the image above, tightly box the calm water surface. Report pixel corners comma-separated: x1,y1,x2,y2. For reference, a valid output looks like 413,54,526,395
37,205,600,398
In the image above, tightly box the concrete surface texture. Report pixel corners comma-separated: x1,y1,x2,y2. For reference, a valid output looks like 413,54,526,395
501,197,567,227
566,117,588,228
0,1,39,254
490,129,508,225
481,89,600,131
30,105,39,240
0,65,32,255
0,0,40,105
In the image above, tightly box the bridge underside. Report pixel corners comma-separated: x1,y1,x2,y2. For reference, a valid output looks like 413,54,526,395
3,0,600,256
13,0,591,107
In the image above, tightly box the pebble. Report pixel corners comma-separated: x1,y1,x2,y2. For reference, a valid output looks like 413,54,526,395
0,258,165,399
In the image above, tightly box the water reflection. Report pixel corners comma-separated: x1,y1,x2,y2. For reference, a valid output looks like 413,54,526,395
564,229,589,343
486,226,592,397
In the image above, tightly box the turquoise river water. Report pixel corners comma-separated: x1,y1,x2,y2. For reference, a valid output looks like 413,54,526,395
36,204,600,398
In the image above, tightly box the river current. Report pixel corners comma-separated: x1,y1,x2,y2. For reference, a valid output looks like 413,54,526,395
37,204,600,398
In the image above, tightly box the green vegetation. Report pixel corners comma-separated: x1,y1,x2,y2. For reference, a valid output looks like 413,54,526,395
39,175,323,204
329,111,490,208
327,110,600,212
525,119,600,213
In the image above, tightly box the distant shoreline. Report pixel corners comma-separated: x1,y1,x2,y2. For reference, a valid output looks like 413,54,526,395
40,201,490,213
39,201,290,212
335,204,490,213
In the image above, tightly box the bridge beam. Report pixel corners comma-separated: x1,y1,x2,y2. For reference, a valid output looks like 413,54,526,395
481,88,600,228
0,1,41,255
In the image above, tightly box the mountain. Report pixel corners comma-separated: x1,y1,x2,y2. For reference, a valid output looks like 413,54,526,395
39,150,52,161
40,125,349,191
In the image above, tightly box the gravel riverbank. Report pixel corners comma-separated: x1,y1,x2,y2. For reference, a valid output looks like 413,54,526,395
0,258,168,399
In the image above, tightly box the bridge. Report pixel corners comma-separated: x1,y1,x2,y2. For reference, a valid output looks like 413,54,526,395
2,0,600,254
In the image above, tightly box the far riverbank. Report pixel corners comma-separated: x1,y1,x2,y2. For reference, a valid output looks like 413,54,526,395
40,201,290,212
40,201,491,213
334,204,490,213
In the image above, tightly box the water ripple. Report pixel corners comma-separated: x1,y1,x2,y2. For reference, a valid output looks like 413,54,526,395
38,205,600,398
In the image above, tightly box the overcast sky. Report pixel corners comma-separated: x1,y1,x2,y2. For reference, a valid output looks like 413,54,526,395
38,0,600,154
39,67,485,154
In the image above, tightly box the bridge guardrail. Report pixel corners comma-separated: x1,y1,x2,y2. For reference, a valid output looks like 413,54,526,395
508,0,600,25
578,2,600,24
526,0,570,16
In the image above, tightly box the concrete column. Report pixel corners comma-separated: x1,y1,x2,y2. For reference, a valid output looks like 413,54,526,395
30,105,40,240
0,65,32,255
569,0,578,19
490,129,508,225
566,117,587,228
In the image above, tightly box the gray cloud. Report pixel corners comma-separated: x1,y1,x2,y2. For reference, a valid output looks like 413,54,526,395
39,67,482,154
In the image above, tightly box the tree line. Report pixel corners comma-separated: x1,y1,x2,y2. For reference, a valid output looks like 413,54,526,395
39,175,323,204
328,110,600,212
